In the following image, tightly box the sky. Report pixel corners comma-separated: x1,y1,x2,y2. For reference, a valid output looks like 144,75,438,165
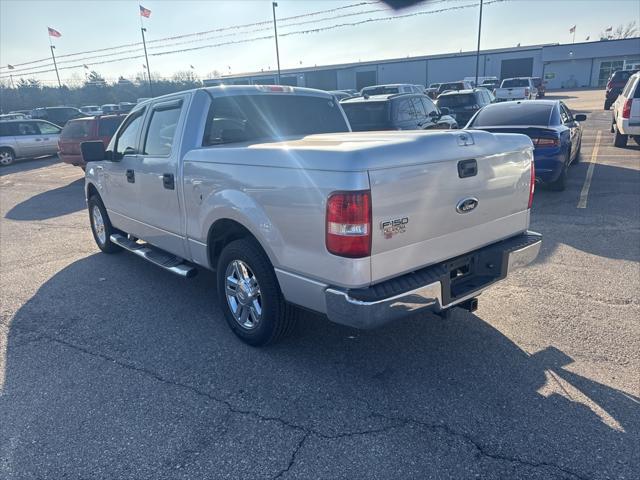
0,0,637,85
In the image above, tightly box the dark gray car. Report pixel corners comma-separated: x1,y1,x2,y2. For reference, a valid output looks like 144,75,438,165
436,88,494,127
340,93,458,131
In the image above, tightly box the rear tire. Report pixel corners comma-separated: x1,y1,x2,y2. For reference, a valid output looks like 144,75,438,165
0,148,15,166
548,155,569,191
216,238,297,346
88,195,122,254
613,125,628,147
572,142,581,164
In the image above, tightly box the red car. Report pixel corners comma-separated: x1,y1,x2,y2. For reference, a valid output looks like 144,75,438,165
58,115,125,168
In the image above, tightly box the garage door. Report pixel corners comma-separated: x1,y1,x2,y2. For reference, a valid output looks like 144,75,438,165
501,58,534,79
356,71,377,91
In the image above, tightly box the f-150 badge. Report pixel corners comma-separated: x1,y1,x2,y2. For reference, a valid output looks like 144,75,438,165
381,217,408,239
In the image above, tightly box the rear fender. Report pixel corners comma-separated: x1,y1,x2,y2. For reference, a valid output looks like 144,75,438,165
198,189,284,269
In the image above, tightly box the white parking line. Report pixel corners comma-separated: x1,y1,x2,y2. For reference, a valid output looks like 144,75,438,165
578,130,601,209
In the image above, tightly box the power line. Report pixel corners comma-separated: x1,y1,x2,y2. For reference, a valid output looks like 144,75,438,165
1,0,505,81
0,1,376,71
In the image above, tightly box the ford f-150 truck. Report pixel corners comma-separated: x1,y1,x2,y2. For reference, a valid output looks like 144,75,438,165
81,85,541,346
494,77,537,102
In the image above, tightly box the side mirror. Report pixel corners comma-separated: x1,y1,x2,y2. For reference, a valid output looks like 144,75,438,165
574,114,587,121
80,141,106,163
439,107,450,116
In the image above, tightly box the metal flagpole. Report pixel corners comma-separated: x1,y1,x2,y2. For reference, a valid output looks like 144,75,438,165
474,0,483,87
272,2,281,84
48,34,62,89
140,14,153,97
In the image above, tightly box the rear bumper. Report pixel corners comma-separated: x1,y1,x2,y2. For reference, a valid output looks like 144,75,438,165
533,147,565,183
325,231,542,329
617,118,640,136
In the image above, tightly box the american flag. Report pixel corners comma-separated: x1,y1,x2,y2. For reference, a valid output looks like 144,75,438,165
48,27,62,38
139,5,151,18
569,25,576,34
7,64,15,70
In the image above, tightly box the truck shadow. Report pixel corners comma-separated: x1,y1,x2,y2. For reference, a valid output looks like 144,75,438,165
1,253,638,477
5,178,85,221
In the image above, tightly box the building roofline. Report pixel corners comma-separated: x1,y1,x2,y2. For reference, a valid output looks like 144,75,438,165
212,37,639,81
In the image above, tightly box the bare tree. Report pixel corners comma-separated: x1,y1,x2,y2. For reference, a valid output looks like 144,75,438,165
600,21,637,40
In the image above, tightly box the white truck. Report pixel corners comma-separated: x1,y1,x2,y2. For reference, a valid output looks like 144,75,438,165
612,71,640,147
80,85,541,346
494,77,538,102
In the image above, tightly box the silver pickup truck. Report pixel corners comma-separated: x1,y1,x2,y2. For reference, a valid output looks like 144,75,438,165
81,85,541,346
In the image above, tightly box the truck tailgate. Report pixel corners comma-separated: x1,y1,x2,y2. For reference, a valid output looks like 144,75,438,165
369,130,533,283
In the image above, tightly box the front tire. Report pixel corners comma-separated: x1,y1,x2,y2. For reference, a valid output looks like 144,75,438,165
88,195,122,254
0,148,15,166
216,238,297,346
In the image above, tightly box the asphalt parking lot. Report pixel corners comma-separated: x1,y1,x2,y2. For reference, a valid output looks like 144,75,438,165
0,89,638,480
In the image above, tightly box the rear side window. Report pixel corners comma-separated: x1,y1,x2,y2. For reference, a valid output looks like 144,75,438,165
341,102,391,131
203,94,349,145
143,103,183,156
16,122,39,136
61,120,92,139
0,123,17,136
421,97,438,115
470,103,553,127
98,117,124,137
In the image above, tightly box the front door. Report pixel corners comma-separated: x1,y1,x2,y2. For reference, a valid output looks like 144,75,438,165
101,107,147,235
34,121,62,155
135,95,188,257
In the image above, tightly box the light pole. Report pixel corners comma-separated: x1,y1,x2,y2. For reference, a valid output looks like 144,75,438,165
272,2,281,84
474,0,483,87
140,26,153,97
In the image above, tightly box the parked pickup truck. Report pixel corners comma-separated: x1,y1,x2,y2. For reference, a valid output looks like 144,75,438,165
81,85,541,346
494,77,537,102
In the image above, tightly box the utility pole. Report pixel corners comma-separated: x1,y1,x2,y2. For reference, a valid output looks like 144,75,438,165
474,0,483,87
140,17,153,96
272,2,281,84
48,40,62,89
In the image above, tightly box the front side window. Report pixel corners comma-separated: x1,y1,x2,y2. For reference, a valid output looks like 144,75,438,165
143,104,182,156
114,109,145,156
421,97,438,116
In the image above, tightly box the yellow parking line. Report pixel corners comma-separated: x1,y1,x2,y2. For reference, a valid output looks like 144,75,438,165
578,130,601,209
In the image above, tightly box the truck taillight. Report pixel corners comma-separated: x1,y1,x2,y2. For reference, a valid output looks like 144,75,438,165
326,191,371,258
606,80,613,90
622,99,632,119
528,159,535,209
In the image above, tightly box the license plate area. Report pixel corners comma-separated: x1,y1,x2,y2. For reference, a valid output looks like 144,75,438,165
441,248,506,305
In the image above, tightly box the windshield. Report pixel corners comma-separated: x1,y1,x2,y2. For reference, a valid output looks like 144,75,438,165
437,94,475,108
469,103,553,127
203,94,349,145
501,79,530,88
341,102,390,131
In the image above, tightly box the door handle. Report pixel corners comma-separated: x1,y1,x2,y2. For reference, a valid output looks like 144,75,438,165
35,138,43,142
162,173,175,190
126,169,135,183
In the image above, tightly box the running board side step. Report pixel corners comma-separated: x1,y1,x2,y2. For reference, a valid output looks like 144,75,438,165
110,234,197,278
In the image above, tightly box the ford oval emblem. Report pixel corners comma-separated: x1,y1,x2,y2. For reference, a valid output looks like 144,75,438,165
456,197,479,214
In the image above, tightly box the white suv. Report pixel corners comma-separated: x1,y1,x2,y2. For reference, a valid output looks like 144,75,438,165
612,71,640,147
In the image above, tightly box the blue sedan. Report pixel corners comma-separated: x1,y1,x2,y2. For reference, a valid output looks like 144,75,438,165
466,100,585,191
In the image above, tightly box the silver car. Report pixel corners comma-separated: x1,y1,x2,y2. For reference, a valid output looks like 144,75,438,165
0,119,62,166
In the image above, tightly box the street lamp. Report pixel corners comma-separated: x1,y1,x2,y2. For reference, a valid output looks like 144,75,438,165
272,2,281,84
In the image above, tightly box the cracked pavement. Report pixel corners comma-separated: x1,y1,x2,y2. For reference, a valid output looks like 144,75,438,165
1,90,639,479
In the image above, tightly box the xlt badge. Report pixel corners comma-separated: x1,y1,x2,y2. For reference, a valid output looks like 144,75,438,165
380,217,409,239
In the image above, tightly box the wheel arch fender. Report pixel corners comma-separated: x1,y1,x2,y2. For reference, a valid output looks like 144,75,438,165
199,189,285,270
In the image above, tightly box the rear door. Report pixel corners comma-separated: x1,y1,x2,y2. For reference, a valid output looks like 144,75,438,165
135,95,188,256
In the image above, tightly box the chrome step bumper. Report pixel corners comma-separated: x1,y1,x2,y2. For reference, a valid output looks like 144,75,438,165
110,234,197,278
325,231,542,329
